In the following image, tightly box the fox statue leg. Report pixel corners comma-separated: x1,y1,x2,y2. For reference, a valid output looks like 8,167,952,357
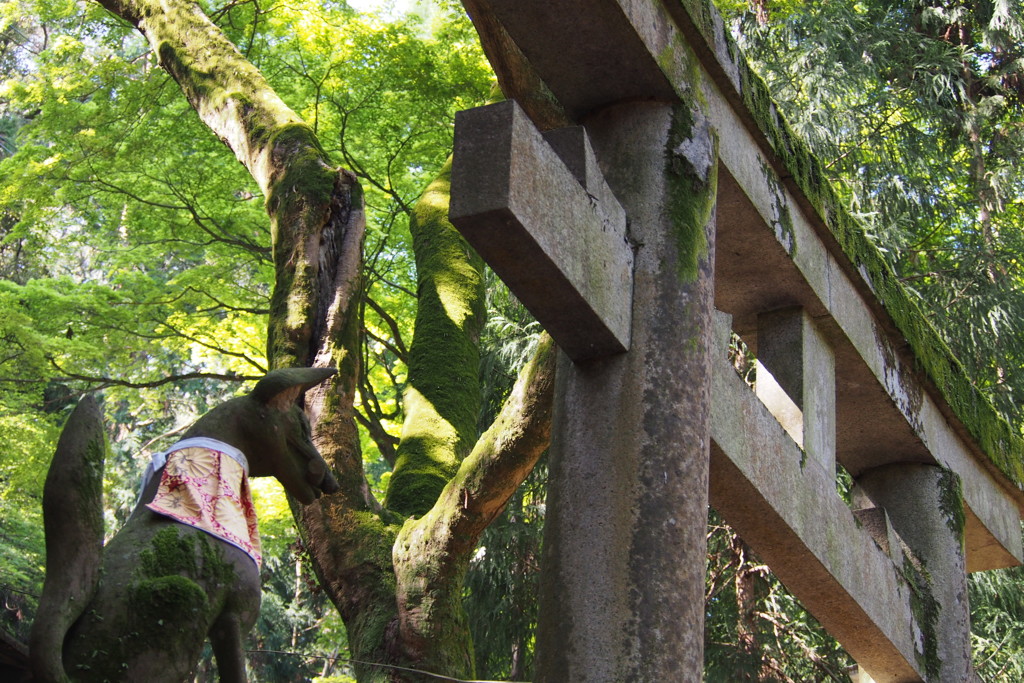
29,396,106,683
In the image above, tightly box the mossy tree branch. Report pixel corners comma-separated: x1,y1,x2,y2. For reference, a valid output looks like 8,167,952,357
95,0,362,371
91,4,390,673
95,0,371,501
392,334,555,675
383,158,486,518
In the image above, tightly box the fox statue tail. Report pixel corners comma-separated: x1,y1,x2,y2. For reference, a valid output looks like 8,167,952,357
29,396,106,683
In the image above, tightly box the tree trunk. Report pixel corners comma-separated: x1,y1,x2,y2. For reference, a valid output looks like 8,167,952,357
94,3,560,680
95,0,363,373
732,534,764,681
384,158,486,520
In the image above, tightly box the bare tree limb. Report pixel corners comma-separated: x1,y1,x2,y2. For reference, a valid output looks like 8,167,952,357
47,358,258,389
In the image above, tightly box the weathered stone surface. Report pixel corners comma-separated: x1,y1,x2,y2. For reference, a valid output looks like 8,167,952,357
857,465,975,682
707,71,1022,570
852,507,897,557
478,0,675,119
450,100,632,362
457,1,1024,680
757,306,836,474
535,100,715,683
675,0,1024,564
711,317,924,681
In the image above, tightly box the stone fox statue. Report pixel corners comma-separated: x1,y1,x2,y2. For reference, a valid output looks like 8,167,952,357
28,368,339,683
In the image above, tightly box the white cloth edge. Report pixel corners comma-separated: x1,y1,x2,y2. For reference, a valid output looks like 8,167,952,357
138,437,249,501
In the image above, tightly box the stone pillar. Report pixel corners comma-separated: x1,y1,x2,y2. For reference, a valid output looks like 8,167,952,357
757,307,836,473
535,98,717,682
856,464,973,681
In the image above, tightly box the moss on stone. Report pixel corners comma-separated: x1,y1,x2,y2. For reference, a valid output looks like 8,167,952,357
73,424,107,542
131,575,209,622
937,468,967,548
666,101,718,283
902,554,942,678
673,0,1024,493
67,527,231,682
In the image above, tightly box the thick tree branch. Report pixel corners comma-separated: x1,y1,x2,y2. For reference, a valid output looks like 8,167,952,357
413,333,553,545
94,0,362,370
392,335,555,670
383,157,486,518
97,0,309,198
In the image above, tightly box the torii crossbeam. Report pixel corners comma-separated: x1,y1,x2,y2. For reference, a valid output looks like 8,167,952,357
449,1,1024,681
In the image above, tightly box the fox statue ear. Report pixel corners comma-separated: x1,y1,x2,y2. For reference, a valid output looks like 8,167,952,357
251,367,337,411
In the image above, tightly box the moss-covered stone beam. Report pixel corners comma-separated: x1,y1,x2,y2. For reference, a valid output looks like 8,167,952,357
661,0,1024,498
464,0,1024,501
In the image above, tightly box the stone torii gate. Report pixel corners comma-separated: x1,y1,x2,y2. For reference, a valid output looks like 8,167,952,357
448,1,1024,681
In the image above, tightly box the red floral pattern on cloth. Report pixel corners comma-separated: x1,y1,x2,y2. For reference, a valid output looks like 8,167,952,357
146,447,262,567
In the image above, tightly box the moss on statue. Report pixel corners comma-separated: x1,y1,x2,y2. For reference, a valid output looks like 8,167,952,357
131,576,210,627
72,575,209,681
140,526,238,587
76,431,107,540
65,527,241,682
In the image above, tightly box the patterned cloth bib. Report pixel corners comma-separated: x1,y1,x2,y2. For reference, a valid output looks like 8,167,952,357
146,444,262,567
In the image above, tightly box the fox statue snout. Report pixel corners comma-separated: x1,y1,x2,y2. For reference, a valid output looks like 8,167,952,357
29,367,337,683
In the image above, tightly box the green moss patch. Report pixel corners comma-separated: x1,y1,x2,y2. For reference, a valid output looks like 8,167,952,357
902,555,942,678
666,102,718,283
937,468,967,548
673,0,1024,492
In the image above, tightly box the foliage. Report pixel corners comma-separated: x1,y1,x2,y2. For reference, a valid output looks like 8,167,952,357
5,0,1024,678
970,563,1024,679
704,512,853,682
462,459,545,681
0,0,491,673
726,0,1024,420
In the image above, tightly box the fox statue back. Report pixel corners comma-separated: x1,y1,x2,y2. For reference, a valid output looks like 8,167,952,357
28,367,338,683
